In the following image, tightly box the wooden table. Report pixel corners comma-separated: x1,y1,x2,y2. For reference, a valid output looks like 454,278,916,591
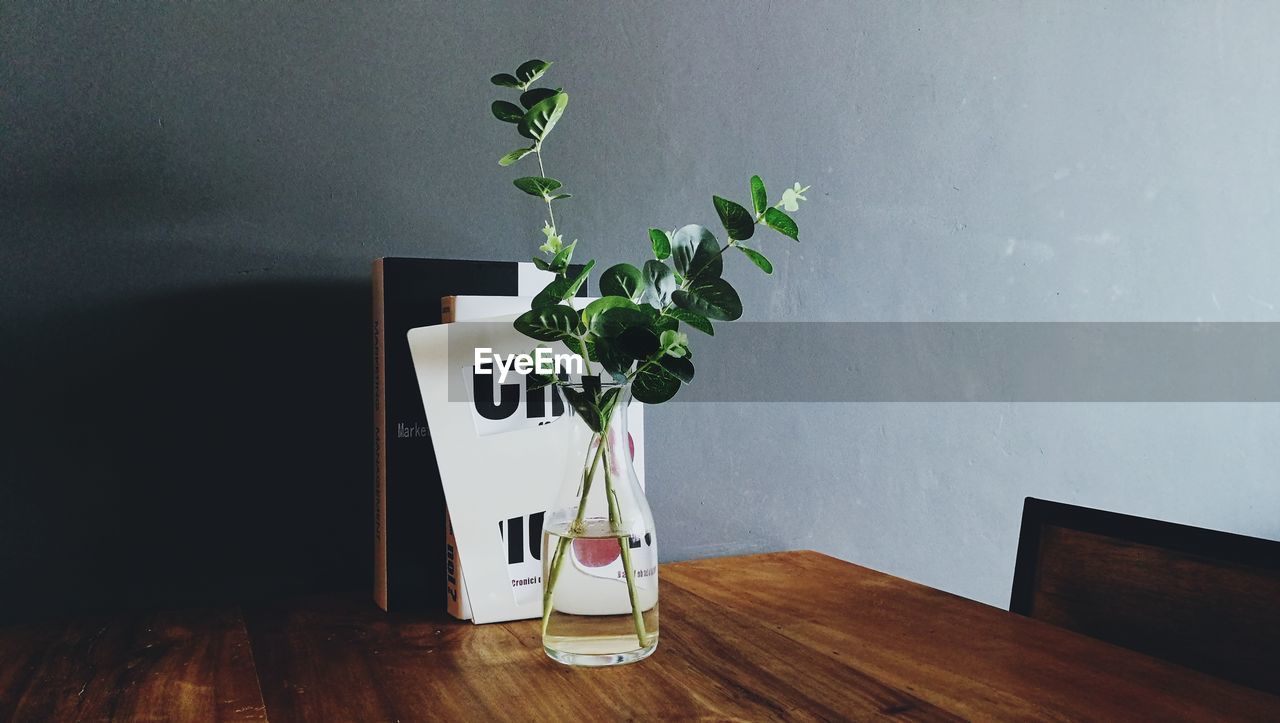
2,551,1277,721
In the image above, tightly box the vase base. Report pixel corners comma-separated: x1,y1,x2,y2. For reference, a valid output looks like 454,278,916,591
544,640,658,667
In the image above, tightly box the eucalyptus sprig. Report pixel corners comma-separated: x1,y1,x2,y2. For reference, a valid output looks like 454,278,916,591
490,59,813,648
491,59,811,412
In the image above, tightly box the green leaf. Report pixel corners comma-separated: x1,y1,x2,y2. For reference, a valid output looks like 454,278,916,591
689,234,723,279
670,224,722,280
659,355,694,384
518,91,568,141
764,207,799,241
737,245,773,274
670,224,700,276
526,370,557,391
549,193,571,200
589,306,651,338
713,195,755,241
598,263,646,300
593,337,634,383
516,59,552,85
617,326,660,358
531,259,595,307
642,260,676,306
491,100,524,123
531,277,565,308
548,239,576,270
513,304,581,342
498,146,535,166
665,308,714,335
561,384,606,432
672,277,743,321
490,73,521,88
649,228,671,260
513,176,562,197
750,175,767,215
564,260,594,297
633,362,680,404
520,87,560,109
582,296,639,325
597,385,624,417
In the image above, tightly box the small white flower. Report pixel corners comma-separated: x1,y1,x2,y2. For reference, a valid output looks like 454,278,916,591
539,221,563,254
779,182,809,212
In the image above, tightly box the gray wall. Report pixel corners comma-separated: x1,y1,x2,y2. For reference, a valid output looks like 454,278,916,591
3,1,1278,616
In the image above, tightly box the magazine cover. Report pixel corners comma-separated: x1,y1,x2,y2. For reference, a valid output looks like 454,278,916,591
408,308,646,624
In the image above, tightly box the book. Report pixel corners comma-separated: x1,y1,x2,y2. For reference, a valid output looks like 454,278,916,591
372,258,580,612
438,296,646,621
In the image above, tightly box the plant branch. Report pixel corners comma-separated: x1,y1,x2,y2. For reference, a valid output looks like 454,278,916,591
572,333,597,380
535,145,557,233
541,430,607,636
623,356,661,385
660,204,786,311
604,446,649,648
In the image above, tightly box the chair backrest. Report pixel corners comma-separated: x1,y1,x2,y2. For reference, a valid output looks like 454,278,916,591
1011,497,1280,696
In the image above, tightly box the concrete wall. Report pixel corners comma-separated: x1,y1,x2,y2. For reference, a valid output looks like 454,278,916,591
3,1,1277,615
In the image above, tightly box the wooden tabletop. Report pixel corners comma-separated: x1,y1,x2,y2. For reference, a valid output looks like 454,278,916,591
2,550,1277,721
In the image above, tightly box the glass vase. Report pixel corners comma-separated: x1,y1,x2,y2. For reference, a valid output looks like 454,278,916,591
541,381,658,666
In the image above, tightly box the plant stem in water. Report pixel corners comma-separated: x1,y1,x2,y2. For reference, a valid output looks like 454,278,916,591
541,430,606,635
604,455,649,647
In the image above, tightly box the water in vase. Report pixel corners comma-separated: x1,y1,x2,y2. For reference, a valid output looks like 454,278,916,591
542,518,659,666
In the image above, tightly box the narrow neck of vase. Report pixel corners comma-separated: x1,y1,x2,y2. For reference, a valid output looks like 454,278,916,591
563,380,631,439
599,384,630,438
600,388,631,480
561,380,635,498
546,379,650,539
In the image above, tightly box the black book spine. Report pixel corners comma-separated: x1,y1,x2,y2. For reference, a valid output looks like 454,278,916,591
373,259,389,610
373,258,586,612
375,258,520,612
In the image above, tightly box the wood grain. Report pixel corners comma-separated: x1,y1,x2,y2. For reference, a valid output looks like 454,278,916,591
243,584,958,721
2,551,1277,721
0,606,265,722
662,551,1280,721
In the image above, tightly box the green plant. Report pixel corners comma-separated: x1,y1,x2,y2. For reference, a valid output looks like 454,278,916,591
490,58,810,409
489,58,811,647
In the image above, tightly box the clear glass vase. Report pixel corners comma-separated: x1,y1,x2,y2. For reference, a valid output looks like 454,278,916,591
541,381,658,666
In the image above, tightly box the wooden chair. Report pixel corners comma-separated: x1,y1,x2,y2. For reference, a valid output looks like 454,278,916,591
1010,497,1280,696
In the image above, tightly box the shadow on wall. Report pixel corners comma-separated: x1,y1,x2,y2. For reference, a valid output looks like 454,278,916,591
0,280,372,623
